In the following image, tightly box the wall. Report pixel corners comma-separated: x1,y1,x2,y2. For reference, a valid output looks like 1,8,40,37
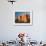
0,0,46,42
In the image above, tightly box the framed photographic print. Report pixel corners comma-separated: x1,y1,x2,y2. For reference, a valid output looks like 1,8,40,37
14,10,33,26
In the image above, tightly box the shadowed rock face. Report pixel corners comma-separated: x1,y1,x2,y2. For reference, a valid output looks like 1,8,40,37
43,44,46,46
2,43,6,46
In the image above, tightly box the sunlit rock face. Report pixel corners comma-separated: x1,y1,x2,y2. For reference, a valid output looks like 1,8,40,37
21,15,27,22
16,14,30,23
17,15,27,22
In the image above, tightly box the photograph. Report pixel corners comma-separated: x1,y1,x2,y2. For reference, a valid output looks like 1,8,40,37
15,11,32,26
